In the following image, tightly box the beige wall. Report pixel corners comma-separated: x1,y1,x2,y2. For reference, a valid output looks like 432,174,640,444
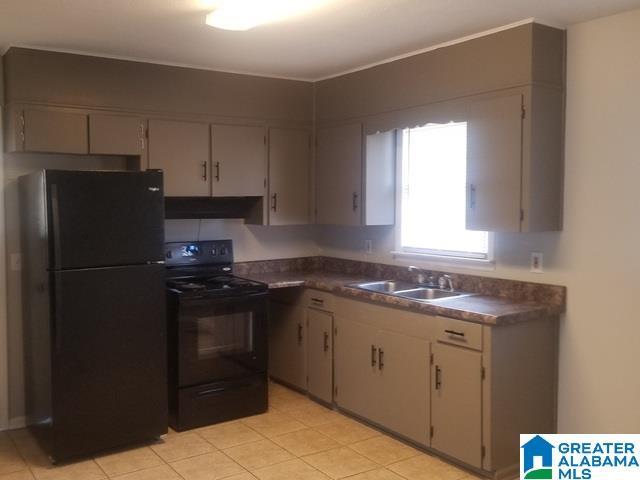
165,219,318,262
317,8,640,433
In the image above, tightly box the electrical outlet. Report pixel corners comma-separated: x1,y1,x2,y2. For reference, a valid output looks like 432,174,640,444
530,252,543,273
364,239,373,254
10,253,22,272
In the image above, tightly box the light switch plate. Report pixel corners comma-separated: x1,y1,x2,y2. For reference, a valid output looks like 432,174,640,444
530,252,543,273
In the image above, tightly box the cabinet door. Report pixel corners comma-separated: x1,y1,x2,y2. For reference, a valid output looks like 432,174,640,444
211,124,266,197
23,109,88,154
466,93,523,232
377,330,430,446
268,301,307,390
89,114,145,156
306,308,333,404
333,316,378,420
148,119,210,197
431,343,482,468
268,128,310,225
316,123,362,225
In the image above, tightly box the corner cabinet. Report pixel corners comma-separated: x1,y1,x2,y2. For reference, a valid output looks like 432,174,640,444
268,289,335,402
315,124,395,226
466,86,564,232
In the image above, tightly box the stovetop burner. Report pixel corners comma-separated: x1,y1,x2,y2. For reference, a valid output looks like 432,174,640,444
167,274,267,296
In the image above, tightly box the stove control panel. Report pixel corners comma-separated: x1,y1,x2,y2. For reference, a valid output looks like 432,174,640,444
164,240,233,267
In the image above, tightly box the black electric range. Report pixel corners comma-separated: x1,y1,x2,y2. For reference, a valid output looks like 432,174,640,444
166,240,268,431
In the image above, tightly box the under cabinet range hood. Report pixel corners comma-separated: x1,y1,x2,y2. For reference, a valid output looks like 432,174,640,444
164,196,264,221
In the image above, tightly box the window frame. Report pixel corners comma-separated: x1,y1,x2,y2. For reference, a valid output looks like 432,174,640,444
392,126,495,267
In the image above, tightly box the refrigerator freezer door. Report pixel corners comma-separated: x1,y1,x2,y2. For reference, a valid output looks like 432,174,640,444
46,170,164,270
50,264,167,460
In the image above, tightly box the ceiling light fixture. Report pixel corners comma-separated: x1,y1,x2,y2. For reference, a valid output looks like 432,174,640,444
205,0,329,31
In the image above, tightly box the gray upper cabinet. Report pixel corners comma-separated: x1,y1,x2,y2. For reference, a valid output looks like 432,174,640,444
148,119,210,197
89,114,146,156
466,86,564,232
268,127,310,225
211,124,266,197
18,109,89,154
316,124,395,226
316,123,363,225
364,131,396,226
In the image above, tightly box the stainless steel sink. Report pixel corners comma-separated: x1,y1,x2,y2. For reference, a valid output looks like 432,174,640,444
393,288,464,301
349,281,475,302
351,280,415,293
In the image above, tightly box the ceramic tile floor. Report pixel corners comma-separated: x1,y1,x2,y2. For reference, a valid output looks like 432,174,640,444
0,382,482,480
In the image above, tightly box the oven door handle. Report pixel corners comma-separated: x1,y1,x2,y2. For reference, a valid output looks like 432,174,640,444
196,382,254,397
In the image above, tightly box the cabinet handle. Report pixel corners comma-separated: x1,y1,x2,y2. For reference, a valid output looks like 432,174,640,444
352,192,359,211
435,365,442,390
444,329,465,337
215,162,221,181
311,297,324,305
201,162,207,181
271,193,277,212
139,123,145,150
468,184,476,209
378,348,384,370
297,323,303,343
371,345,377,367
323,332,329,352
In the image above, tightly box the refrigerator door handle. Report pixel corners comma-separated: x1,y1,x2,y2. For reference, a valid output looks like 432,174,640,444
50,183,62,270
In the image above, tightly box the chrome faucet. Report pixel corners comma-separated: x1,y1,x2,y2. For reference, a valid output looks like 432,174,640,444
438,274,454,291
408,266,436,286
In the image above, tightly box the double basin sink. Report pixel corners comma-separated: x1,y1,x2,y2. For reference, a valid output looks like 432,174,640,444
349,280,476,303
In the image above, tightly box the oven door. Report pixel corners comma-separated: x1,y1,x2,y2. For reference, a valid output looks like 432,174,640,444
177,292,267,387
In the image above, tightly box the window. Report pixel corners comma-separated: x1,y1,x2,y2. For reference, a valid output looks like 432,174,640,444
399,122,490,260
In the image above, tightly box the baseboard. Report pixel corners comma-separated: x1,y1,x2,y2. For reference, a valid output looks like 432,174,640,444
7,416,27,430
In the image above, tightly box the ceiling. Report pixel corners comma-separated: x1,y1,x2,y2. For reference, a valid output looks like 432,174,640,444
1,0,639,80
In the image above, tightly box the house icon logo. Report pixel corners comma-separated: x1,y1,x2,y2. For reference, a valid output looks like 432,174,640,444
521,435,554,479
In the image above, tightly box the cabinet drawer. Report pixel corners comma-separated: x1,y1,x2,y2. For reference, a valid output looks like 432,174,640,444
435,317,483,351
304,289,334,312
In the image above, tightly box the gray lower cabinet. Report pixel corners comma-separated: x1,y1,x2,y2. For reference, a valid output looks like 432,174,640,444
89,113,146,156
333,317,429,446
268,299,307,390
431,342,483,468
333,316,379,421
306,307,333,403
21,108,89,154
377,330,430,446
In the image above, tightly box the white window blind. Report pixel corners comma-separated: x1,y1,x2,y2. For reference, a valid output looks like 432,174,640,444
400,122,489,260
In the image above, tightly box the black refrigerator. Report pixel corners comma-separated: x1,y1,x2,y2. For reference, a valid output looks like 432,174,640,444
19,170,168,462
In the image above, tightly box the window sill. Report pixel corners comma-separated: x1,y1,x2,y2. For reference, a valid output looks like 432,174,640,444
390,250,496,272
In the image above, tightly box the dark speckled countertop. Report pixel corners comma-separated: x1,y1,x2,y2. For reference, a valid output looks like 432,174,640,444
240,270,564,326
